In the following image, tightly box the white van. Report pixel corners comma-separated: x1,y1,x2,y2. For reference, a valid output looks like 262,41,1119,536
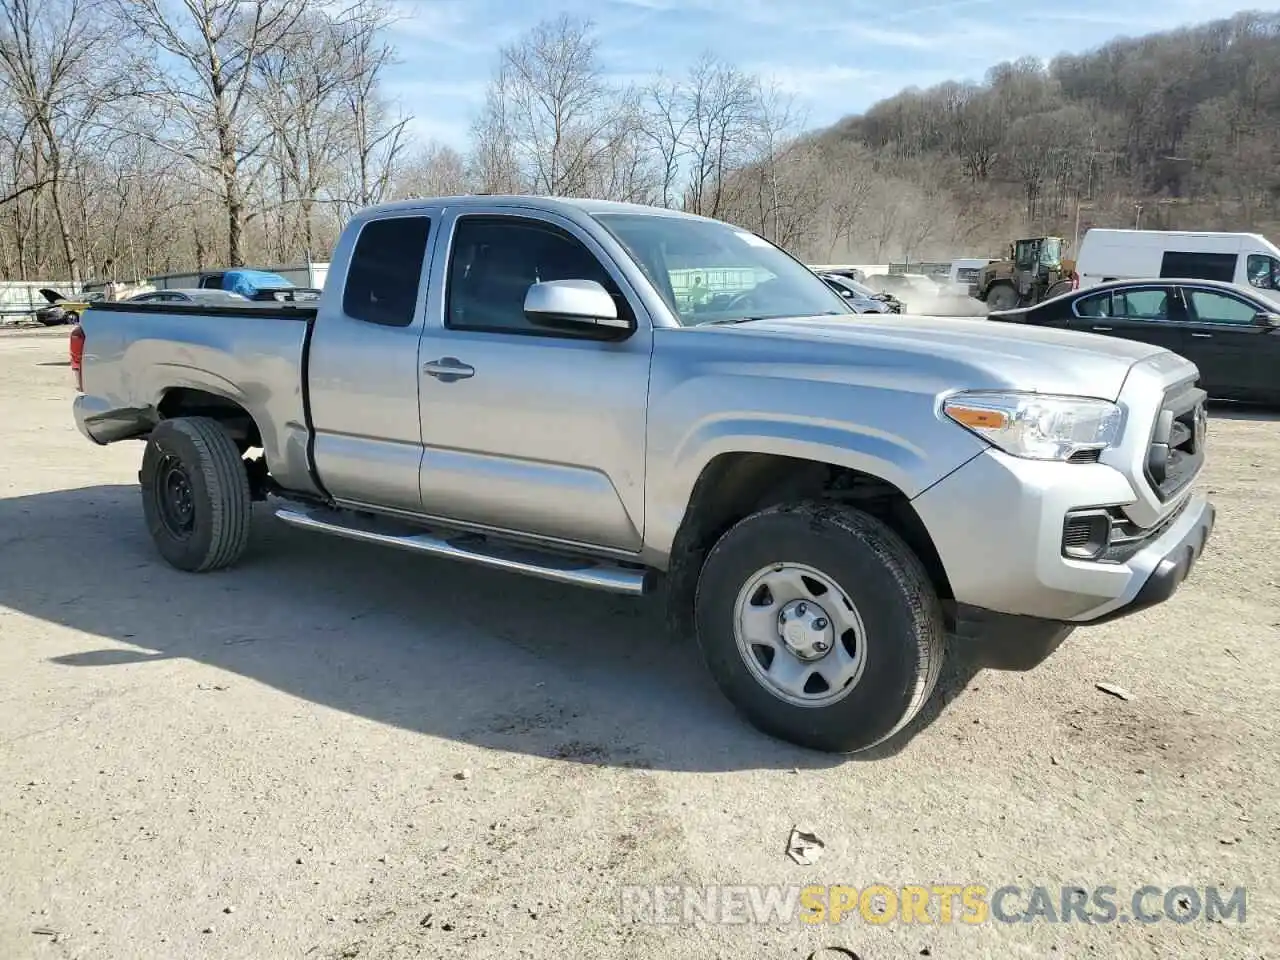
947,258,995,295
1076,229,1280,304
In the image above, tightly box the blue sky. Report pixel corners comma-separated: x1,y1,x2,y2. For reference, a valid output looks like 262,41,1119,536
385,0,1267,149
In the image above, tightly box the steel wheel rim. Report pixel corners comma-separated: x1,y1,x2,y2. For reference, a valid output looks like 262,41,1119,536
154,454,196,540
732,562,868,708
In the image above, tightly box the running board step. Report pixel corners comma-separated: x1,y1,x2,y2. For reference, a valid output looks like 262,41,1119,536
274,506,654,596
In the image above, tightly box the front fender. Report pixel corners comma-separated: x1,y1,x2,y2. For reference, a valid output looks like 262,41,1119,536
643,395,986,561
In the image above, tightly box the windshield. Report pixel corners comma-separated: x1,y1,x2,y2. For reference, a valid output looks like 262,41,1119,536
1039,238,1063,268
825,275,879,298
593,213,851,325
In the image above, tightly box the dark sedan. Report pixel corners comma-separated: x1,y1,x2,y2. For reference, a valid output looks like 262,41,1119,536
988,278,1280,404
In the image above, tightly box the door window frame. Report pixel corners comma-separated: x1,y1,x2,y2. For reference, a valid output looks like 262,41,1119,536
1070,291,1113,319
1074,285,1178,322
1111,285,1177,322
437,209,647,341
1180,285,1264,326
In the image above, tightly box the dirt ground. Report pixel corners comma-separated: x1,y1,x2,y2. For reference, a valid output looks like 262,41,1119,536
1,327,1277,960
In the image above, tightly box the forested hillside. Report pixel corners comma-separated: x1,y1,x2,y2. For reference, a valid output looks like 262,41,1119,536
2,3,1276,281
819,9,1280,259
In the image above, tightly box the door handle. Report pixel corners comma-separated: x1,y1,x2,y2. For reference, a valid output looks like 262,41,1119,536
422,357,475,381
1190,332,1213,339
1091,325,1113,331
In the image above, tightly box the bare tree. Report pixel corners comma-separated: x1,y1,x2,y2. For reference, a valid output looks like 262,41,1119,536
682,54,758,217
0,0,119,281
252,8,352,258
643,73,692,208
395,142,472,198
814,140,875,259
333,0,408,213
478,15,641,198
469,64,524,193
112,0,308,266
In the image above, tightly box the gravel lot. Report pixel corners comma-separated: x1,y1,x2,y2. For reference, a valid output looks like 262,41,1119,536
1,327,1277,960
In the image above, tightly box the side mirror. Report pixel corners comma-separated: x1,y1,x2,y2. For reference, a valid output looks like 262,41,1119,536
523,279,630,334
1253,311,1280,329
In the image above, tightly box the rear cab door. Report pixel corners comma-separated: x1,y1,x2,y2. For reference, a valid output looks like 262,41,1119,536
1177,284,1278,400
1064,285,1186,353
307,205,441,513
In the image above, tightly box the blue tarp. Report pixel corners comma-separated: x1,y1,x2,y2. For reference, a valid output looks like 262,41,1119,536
221,270,294,298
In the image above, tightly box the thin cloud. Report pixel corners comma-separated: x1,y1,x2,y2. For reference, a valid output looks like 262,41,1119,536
380,0,1270,152
756,65,877,97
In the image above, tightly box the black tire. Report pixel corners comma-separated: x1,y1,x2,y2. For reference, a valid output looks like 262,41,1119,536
140,417,252,572
694,501,945,753
984,284,1018,310
1044,280,1074,300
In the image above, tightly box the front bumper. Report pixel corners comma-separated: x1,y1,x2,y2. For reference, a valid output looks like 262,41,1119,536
1081,495,1214,624
912,448,1214,623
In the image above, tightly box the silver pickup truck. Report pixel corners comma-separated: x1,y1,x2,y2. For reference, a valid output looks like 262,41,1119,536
73,196,1215,753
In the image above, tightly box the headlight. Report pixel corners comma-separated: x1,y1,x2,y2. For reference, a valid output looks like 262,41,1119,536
942,391,1123,461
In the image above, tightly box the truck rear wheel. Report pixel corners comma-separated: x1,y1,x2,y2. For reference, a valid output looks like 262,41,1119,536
140,417,252,572
694,501,944,753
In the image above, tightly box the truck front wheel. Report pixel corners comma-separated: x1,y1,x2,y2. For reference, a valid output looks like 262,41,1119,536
694,502,944,753
140,417,253,572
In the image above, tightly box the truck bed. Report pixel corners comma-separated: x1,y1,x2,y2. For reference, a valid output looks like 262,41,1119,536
75,300,322,497
87,301,319,320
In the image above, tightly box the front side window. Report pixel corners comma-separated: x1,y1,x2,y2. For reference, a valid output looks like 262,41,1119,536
1114,289,1170,321
446,216,623,335
1038,237,1063,268
1246,254,1279,291
343,216,432,327
596,213,849,326
1186,289,1258,325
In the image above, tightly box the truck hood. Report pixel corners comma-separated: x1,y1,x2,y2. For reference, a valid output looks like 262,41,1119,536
711,313,1168,401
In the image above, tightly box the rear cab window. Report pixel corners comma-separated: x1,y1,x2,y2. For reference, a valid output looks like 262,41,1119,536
343,216,433,327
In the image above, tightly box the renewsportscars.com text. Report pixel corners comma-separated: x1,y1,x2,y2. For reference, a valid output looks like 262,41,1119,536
619,884,1246,926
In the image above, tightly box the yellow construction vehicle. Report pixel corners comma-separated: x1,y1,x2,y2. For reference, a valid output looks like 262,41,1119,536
970,237,1077,310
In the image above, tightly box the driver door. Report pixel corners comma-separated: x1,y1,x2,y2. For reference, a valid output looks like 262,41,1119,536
414,207,653,552
1013,240,1038,297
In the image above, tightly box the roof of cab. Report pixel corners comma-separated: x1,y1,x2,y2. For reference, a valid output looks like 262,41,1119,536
350,194,718,224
